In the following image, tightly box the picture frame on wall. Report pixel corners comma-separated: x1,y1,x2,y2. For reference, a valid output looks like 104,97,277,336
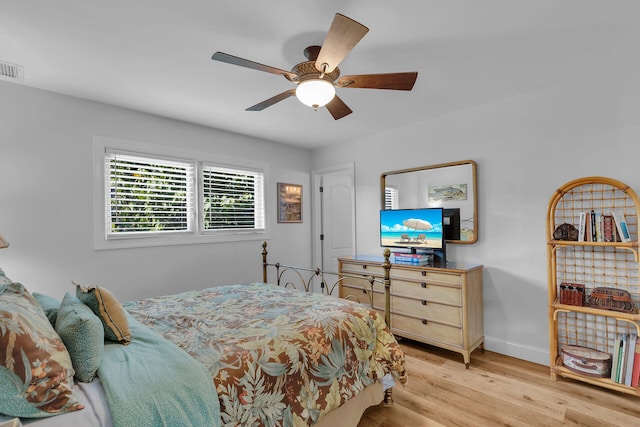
277,183,302,223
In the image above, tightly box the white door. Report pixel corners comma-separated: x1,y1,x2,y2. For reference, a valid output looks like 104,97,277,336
312,164,356,279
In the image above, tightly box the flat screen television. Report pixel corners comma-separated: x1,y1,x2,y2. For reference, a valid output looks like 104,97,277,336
380,208,446,262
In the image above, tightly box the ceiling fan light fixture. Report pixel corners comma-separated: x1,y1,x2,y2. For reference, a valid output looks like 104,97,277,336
295,79,336,109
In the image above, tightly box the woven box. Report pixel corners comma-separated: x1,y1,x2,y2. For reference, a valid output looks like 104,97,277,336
559,283,585,306
587,287,637,313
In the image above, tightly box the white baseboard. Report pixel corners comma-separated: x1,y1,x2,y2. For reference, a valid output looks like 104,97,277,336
483,336,549,366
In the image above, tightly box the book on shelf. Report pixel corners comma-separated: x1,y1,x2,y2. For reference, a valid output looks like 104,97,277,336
602,214,615,242
632,338,640,387
589,209,597,242
611,334,622,382
624,332,637,386
583,211,592,242
577,212,586,241
612,210,631,242
617,334,627,383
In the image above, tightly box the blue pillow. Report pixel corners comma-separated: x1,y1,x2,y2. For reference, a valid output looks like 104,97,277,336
55,293,104,382
32,292,61,326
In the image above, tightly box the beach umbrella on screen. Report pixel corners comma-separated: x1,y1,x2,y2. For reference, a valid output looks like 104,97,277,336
403,218,432,240
403,218,432,231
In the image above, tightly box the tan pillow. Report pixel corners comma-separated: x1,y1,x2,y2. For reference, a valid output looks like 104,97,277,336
73,282,132,345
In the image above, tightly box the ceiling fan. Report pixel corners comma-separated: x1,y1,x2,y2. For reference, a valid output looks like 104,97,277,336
211,13,418,120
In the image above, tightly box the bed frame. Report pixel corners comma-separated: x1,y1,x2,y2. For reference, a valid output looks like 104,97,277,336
261,241,395,406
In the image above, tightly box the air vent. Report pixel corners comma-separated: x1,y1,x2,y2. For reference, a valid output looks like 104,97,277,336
0,61,24,82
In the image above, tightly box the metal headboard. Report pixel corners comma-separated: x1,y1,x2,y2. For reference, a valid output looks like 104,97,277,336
261,241,392,327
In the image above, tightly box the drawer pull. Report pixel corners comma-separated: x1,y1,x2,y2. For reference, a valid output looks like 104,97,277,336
421,319,428,325
362,264,367,269
421,271,427,276
421,300,427,305
421,282,427,288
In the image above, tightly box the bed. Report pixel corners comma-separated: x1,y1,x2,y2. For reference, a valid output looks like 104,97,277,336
0,242,406,427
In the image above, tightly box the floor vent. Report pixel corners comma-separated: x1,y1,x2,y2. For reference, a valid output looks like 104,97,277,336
0,61,24,81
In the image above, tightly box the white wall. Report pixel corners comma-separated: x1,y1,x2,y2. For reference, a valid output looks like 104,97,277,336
0,81,313,301
312,49,640,365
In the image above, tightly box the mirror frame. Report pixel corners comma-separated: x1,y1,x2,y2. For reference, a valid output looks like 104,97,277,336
380,160,478,244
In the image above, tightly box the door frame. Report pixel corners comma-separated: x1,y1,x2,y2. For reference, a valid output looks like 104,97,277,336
311,162,356,271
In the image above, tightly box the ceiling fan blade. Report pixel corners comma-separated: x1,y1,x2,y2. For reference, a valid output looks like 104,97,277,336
325,95,353,120
316,14,369,73
246,89,296,111
337,72,418,90
212,52,298,80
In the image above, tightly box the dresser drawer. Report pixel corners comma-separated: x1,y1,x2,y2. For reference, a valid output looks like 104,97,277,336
392,296,461,326
392,279,461,305
340,261,386,278
340,284,385,309
392,314,463,346
391,268,462,286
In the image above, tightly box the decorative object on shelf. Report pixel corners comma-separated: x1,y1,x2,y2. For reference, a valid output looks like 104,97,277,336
561,345,612,378
277,183,302,223
587,287,638,314
559,283,585,306
553,223,579,241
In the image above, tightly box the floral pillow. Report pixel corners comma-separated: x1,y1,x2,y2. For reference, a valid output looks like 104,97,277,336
0,282,83,418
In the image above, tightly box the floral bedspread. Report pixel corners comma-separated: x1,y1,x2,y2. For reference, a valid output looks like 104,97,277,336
123,283,406,427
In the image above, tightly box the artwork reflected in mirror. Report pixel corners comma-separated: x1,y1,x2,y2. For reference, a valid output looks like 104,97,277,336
381,160,477,244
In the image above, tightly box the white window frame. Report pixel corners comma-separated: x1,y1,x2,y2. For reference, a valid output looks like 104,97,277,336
93,136,269,250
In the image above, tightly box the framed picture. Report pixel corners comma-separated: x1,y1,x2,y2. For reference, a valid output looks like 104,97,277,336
277,183,302,223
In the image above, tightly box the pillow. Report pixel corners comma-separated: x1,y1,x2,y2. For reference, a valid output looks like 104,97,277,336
32,292,61,326
0,267,12,286
0,282,83,418
55,293,104,382
74,282,132,344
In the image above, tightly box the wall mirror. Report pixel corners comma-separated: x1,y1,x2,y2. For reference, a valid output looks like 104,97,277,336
380,160,478,244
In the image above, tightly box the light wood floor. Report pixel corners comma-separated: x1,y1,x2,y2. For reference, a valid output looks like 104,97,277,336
358,339,640,427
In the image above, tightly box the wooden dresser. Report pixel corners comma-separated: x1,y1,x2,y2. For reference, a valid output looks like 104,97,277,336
338,255,484,368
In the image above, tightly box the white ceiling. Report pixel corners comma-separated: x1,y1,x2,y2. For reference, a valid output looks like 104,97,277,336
2,0,639,149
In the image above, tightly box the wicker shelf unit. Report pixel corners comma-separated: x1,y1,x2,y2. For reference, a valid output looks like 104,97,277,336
547,176,640,396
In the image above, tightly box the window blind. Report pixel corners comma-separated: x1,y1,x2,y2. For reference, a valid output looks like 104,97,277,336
202,165,265,230
105,151,195,235
385,187,399,210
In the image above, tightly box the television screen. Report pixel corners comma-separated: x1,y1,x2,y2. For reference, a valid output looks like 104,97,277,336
380,208,444,250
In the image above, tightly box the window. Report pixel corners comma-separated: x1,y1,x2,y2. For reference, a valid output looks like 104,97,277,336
106,152,195,236
94,137,267,249
385,187,399,210
202,165,265,231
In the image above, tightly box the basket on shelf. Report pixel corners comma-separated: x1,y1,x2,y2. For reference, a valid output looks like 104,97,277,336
587,287,638,314
559,283,585,306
